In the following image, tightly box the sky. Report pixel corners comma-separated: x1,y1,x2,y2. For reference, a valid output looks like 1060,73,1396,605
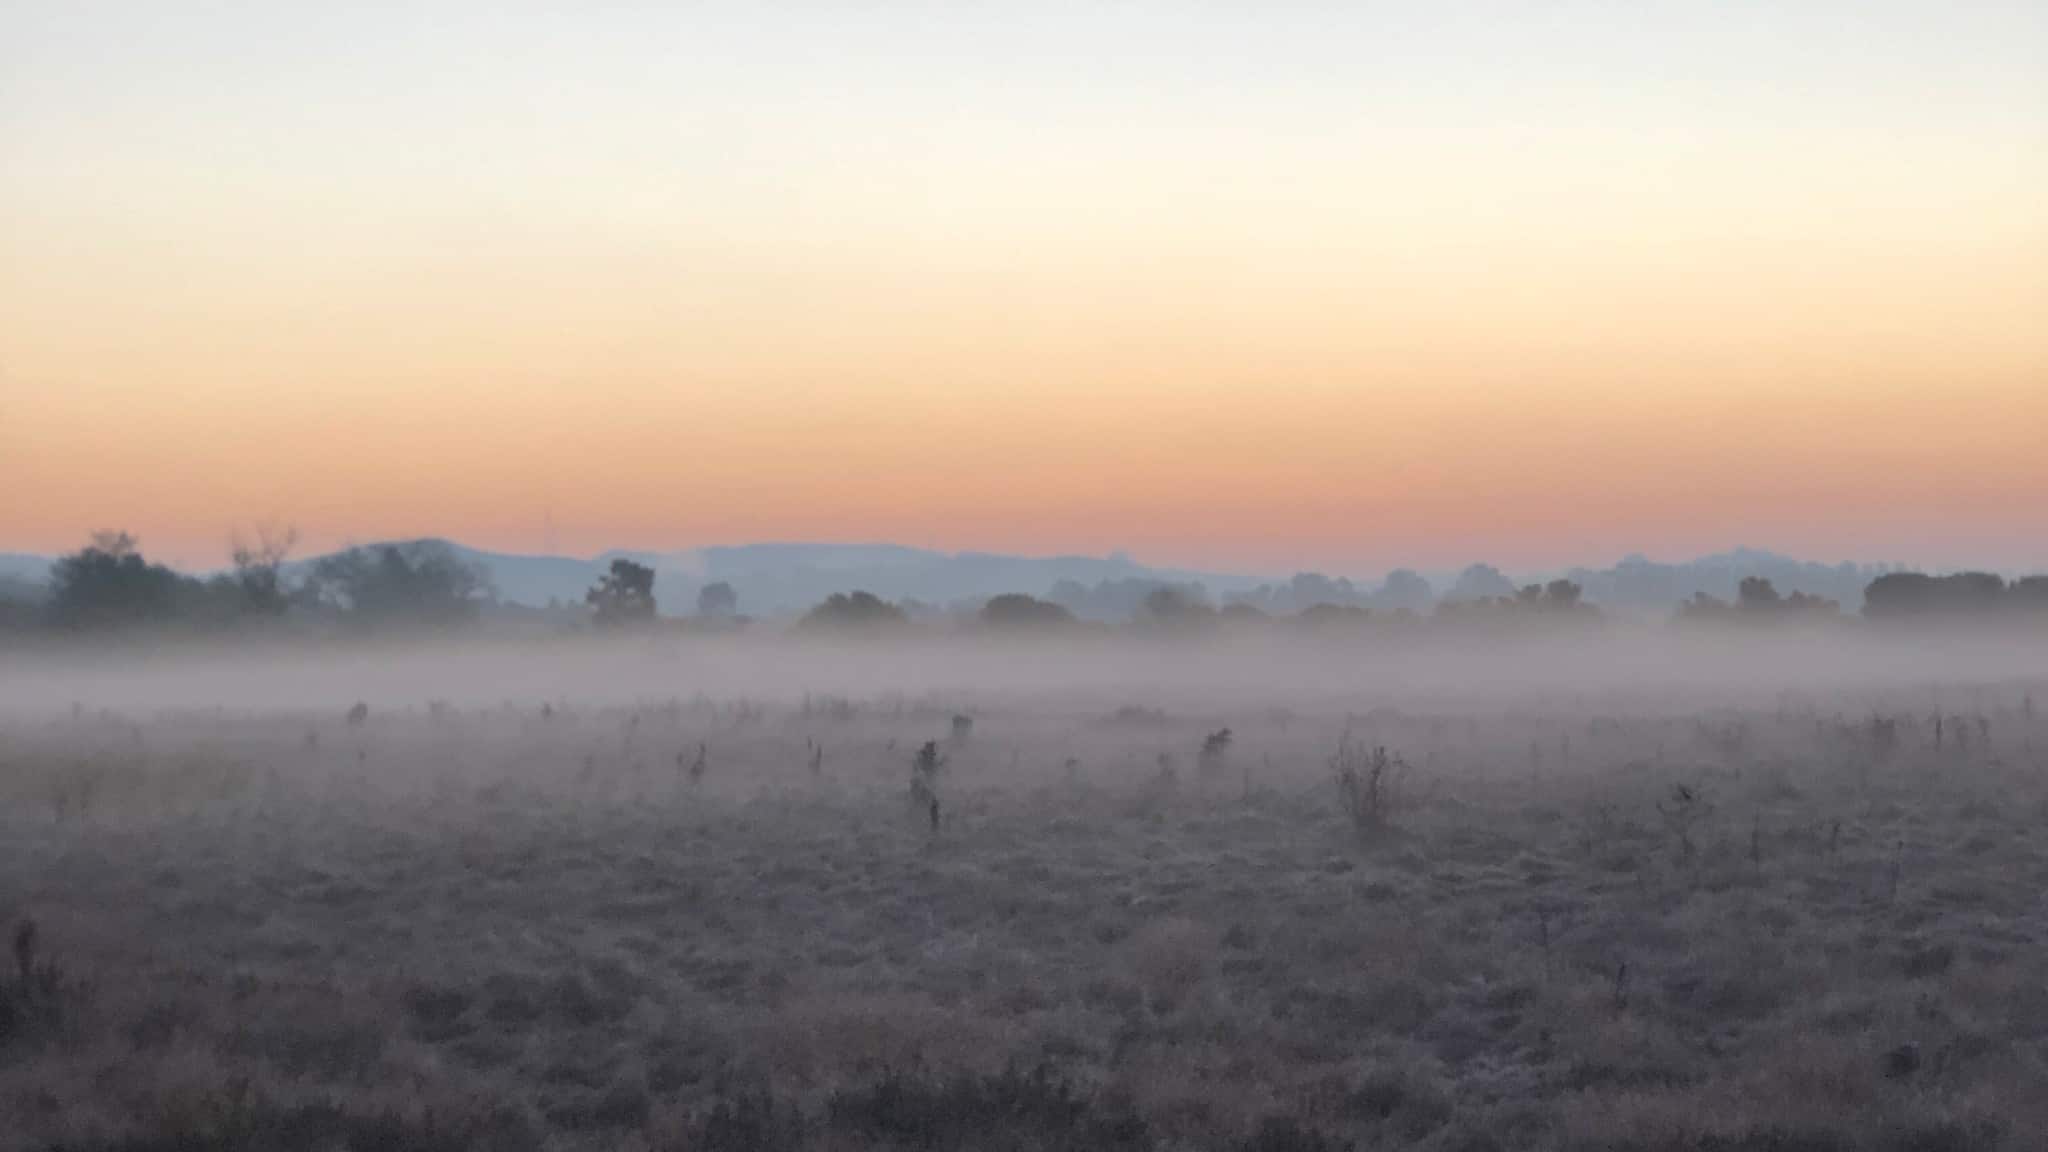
3,1,2044,576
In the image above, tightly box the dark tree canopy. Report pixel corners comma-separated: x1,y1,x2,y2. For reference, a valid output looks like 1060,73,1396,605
46,532,185,629
1737,576,1780,608
1447,563,1517,603
587,558,657,625
1862,571,2016,620
1679,577,1839,625
1137,584,1217,630
2014,576,2048,611
1509,580,1586,611
1375,569,1434,613
1295,601,1370,630
305,541,491,627
1049,577,1206,623
1270,572,1366,612
1435,577,1598,627
1543,579,1582,609
38,528,302,632
978,593,1077,629
0,584,37,630
696,580,738,619
799,590,908,630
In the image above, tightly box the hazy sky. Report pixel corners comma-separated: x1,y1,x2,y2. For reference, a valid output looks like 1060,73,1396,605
3,1,2044,574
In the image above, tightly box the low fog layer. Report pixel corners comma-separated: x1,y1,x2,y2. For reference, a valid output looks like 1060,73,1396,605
5,628,2041,718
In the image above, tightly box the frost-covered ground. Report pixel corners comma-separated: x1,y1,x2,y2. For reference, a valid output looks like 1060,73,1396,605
2,638,2044,1150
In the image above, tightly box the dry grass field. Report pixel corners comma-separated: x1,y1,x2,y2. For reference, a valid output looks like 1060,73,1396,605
3,644,2046,1151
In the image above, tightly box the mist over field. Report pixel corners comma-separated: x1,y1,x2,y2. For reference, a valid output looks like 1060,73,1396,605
4,626,2045,718
6,0,2045,1147
4,617,2046,1150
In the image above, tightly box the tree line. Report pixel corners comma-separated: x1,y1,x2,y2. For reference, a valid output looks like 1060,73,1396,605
1674,571,2048,626
0,535,746,638
12,532,494,635
3,532,2043,639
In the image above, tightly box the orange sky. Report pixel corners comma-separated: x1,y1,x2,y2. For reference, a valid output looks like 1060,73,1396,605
3,3,2045,573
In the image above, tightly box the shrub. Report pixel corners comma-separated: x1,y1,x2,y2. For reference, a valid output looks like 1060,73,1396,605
978,593,1076,630
799,591,907,631
910,741,946,832
1332,737,1406,835
1199,728,1234,777
0,919,86,1048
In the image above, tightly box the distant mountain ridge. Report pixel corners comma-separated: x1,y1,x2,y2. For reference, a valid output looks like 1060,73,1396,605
0,540,1937,617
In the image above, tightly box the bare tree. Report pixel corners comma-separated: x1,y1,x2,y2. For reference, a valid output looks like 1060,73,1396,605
229,523,299,615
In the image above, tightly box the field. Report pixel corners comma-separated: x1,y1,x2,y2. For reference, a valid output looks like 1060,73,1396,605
2,639,2046,1150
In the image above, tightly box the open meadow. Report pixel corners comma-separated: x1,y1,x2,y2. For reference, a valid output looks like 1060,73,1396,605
2,635,2046,1151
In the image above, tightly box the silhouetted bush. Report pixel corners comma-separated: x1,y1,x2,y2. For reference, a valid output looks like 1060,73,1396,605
1135,584,1218,632
799,590,908,630
1333,738,1407,835
978,592,1077,630
696,580,739,618
0,919,87,1049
